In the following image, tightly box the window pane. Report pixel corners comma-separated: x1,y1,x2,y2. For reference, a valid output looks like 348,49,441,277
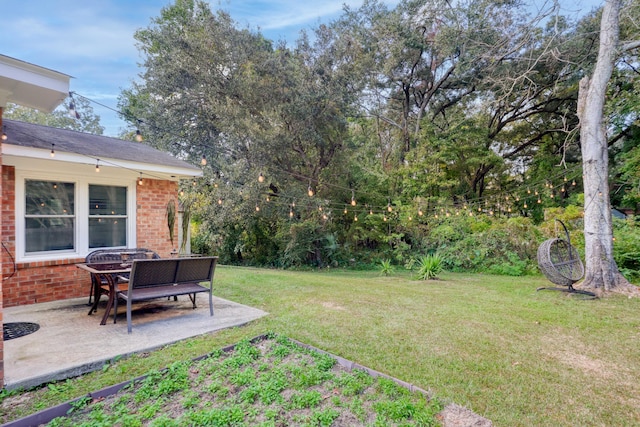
26,181,74,215
89,185,127,215
89,218,127,248
26,218,74,252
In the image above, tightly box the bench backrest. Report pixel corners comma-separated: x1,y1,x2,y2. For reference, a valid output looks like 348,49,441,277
128,257,218,289
86,248,160,263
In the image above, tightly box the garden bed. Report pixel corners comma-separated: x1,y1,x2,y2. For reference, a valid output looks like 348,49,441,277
4,334,461,426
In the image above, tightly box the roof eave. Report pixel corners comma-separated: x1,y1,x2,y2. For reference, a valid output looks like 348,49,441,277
2,145,202,180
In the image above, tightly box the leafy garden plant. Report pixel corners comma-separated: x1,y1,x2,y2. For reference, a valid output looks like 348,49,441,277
379,258,394,276
417,254,444,280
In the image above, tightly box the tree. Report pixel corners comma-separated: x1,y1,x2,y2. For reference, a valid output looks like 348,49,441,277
577,0,639,295
3,95,104,134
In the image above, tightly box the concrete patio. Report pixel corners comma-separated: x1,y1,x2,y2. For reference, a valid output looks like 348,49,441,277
3,295,268,390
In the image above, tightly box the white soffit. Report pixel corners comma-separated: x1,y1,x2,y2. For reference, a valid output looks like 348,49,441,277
2,145,202,181
0,55,70,112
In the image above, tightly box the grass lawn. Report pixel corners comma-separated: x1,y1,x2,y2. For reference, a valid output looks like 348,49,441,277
2,266,640,426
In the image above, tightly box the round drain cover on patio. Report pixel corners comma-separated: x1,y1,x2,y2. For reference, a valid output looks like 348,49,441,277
3,322,40,341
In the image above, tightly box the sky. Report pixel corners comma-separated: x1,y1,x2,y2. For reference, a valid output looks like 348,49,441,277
2,0,600,137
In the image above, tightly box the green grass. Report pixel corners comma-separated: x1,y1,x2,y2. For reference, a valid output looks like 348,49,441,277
2,266,640,426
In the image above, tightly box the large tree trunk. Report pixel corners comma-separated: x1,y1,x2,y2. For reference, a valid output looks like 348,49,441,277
577,0,637,296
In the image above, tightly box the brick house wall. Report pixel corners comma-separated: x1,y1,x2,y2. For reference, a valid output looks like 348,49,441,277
0,171,179,308
1,111,4,387
136,179,179,257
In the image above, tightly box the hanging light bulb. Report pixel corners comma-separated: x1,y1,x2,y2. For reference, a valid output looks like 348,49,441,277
135,129,143,142
50,143,55,157
383,215,387,222
255,204,260,212
344,207,348,214
308,184,314,197
1,125,7,141
322,213,328,220
258,172,265,183
387,203,392,212
408,216,413,221
217,198,222,205
572,179,577,186
369,209,373,215
68,99,80,119
418,209,423,216
95,159,100,172
319,206,323,211
201,154,207,166
138,174,143,185
351,190,356,206
180,190,184,196
266,196,270,202
289,209,294,218
354,215,358,222
524,202,528,209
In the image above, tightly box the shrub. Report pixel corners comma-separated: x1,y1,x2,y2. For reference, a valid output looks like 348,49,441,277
417,254,444,280
379,259,394,276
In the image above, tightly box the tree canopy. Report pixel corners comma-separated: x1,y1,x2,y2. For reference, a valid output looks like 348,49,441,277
119,0,639,278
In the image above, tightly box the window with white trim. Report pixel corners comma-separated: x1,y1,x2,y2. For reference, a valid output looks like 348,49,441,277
25,180,75,253
88,184,127,248
18,172,137,260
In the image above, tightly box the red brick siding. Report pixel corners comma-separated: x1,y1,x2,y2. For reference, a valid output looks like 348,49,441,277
1,111,4,387
136,179,178,258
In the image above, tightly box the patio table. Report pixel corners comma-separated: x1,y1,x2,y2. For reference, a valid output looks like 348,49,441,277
76,262,131,325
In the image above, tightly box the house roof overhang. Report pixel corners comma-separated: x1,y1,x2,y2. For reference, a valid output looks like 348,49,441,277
1,119,202,181
0,55,70,112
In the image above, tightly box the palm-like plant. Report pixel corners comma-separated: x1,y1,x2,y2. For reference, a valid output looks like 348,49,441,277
417,254,444,280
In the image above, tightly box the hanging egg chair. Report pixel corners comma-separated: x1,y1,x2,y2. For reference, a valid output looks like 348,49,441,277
536,220,595,297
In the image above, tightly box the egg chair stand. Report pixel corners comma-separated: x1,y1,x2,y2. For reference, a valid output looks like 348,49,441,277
536,220,595,298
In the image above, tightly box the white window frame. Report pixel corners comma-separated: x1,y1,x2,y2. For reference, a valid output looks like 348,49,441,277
15,170,137,262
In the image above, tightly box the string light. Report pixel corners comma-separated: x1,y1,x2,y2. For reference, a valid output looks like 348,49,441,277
289,208,294,218
138,173,143,185
50,143,55,157
135,119,143,142
95,159,100,173
387,202,392,212
1,125,7,141
258,172,265,183
307,184,314,197
351,190,356,206
255,204,260,212
354,214,358,222
217,198,222,205
201,154,207,166
418,209,423,216
68,96,80,120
